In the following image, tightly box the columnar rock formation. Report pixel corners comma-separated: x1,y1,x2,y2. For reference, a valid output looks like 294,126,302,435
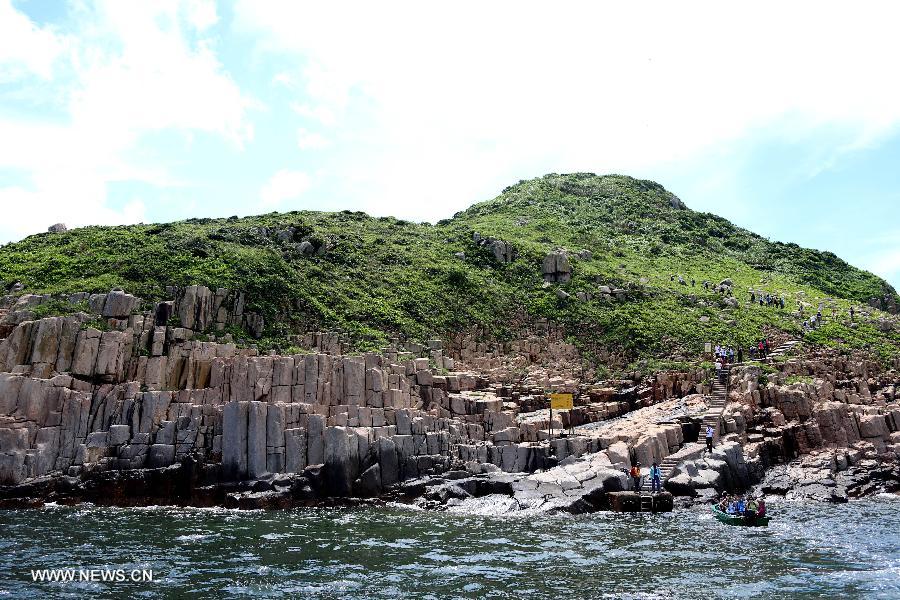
0,285,716,508
3,285,896,510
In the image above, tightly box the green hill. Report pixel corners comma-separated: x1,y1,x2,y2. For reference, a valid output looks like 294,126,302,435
1,173,898,370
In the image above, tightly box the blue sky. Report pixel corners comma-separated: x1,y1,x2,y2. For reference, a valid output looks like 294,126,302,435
1,1,899,289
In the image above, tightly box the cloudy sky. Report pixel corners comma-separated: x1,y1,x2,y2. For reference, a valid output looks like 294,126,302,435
2,0,899,288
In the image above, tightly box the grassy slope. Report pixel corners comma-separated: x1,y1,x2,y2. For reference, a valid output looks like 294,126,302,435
1,173,897,369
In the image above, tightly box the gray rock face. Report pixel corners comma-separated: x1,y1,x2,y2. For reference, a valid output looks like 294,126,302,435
377,437,399,487
306,414,326,466
146,444,175,468
47,223,68,233
758,458,870,503
222,401,249,480
284,428,308,473
155,421,175,445
248,401,267,479
324,427,352,496
542,252,571,283
178,285,212,331
108,424,131,446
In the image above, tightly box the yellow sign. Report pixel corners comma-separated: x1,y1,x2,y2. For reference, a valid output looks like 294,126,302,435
549,394,574,410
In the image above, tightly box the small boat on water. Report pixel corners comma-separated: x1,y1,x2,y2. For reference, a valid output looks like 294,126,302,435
712,505,770,527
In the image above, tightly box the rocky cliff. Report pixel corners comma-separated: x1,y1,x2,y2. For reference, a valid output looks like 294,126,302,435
1,172,899,509
0,283,724,509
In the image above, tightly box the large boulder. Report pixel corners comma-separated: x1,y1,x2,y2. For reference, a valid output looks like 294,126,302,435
354,464,382,497
858,415,890,440
606,441,631,469
101,290,140,319
487,239,514,264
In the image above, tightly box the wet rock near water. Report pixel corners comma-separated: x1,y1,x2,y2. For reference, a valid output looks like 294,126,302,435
757,449,900,502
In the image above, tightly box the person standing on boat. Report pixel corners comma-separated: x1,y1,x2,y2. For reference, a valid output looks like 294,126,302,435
630,463,642,492
649,462,662,493
705,424,714,452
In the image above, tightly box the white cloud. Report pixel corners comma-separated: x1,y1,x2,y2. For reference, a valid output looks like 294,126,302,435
260,169,311,208
273,71,293,87
290,102,337,127
235,0,900,222
0,0,251,244
297,128,330,150
69,1,252,148
0,0,66,80
182,0,219,31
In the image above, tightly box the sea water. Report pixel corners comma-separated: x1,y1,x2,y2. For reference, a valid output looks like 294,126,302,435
1,496,898,599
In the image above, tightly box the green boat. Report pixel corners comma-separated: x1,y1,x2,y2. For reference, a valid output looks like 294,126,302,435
712,505,770,527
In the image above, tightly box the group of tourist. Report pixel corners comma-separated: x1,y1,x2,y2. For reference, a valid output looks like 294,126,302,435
671,274,696,287
750,291,785,309
717,493,766,520
669,274,737,297
749,338,773,360
713,344,738,365
802,310,825,332
628,461,664,493
712,339,774,371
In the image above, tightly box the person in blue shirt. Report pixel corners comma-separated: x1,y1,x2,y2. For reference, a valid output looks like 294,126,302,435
649,462,662,493
736,498,746,513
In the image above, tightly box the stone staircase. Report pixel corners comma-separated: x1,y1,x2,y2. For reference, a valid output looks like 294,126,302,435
703,363,730,442
764,339,801,363
639,454,682,494
639,364,732,494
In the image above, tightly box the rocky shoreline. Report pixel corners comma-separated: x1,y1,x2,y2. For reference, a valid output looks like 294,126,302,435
1,286,899,513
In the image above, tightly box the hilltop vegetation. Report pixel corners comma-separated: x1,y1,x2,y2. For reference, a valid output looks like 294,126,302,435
1,173,898,370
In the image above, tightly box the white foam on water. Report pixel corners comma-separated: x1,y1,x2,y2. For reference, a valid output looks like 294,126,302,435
174,533,215,542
